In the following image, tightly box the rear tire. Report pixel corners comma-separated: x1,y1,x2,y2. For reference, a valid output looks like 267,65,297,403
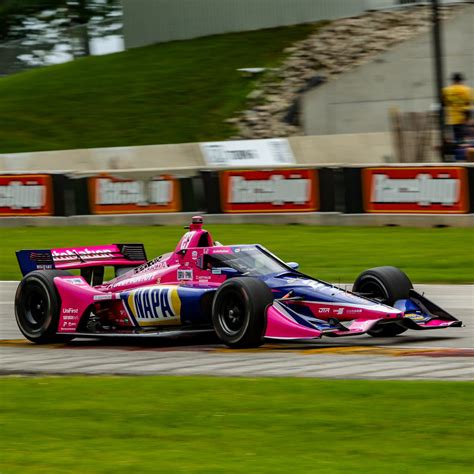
212,277,273,348
15,270,74,344
353,266,413,338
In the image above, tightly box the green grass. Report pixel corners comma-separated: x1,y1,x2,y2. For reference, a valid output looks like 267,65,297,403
1,225,473,282
1,376,473,473
0,24,319,153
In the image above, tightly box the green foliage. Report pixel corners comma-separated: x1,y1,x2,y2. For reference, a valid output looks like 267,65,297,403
0,0,118,40
0,0,65,40
1,225,472,282
1,376,473,473
0,24,319,153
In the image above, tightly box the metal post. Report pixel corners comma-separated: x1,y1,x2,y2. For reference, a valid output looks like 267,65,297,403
431,0,446,161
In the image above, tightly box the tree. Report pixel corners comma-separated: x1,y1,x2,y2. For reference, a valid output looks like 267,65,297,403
66,0,121,57
0,0,120,57
0,0,65,41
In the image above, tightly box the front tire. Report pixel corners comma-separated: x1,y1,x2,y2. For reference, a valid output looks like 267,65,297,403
212,277,273,348
15,270,74,344
366,324,407,338
353,266,413,338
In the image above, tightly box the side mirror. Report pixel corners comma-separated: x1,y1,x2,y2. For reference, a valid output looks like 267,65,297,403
212,267,239,277
286,262,299,270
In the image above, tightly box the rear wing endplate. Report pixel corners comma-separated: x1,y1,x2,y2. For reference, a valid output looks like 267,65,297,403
16,244,147,277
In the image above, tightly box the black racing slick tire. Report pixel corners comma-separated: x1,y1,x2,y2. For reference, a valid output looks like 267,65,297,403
353,266,413,338
212,277,274,348
15,270,74,344
366,323,407,338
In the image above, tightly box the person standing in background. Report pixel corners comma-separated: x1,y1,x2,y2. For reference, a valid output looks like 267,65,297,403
443,72,473,144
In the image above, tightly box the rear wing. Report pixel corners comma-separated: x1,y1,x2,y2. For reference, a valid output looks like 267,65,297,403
16,244,147,277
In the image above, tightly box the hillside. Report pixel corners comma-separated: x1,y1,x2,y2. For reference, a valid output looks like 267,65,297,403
0,24,319,153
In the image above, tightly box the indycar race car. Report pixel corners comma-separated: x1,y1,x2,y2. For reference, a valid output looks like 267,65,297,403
14,216,462,348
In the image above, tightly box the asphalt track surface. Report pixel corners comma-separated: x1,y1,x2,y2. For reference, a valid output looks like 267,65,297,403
0,282,472,380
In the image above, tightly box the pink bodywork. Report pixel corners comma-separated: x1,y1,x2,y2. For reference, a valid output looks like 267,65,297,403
51,245,144,270
412,319,460,329
266,304,325,339
265,300,401,340
56,276,108,332
55,221,228,332
265,300,460,339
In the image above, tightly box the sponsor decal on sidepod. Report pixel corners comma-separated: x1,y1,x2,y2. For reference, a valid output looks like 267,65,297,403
120,287,181,326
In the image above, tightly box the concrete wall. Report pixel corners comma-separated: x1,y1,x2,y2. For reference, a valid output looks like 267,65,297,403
0,133,396,173
301,4,474,135
122,1,468,49
0,143,205,173
122,0,395,49
288,133,395,165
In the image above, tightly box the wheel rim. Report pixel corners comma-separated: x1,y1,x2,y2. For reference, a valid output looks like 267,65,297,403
217,290,247,336
20,282,51,334
25,288,48,328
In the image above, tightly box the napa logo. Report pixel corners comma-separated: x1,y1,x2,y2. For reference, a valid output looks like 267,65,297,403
120,286,181,326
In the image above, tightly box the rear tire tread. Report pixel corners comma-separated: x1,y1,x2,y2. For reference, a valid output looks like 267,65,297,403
15,270,74,344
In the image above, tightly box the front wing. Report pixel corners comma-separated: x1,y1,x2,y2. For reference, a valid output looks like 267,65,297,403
264,293,462,341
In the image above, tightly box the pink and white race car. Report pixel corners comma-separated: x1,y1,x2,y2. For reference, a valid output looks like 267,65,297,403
15,216,462,348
